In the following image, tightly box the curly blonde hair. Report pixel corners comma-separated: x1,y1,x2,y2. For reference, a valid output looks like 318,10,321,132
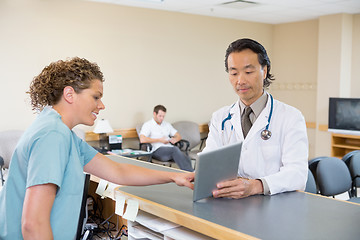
28,57,104,111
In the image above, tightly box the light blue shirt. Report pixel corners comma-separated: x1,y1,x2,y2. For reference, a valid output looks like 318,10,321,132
0,107,98,239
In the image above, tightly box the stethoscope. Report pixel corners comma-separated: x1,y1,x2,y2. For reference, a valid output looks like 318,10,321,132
221,94,273,144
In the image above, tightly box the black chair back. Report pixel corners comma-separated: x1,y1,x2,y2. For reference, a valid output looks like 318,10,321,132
305,169,317,194
316,157,352,197
76,174,91,240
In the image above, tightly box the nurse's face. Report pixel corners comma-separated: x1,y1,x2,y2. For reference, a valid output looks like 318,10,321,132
227,49,267,106
74,79,105,126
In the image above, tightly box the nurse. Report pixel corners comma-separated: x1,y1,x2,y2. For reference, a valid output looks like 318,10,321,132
203,38,308,199
0,57,194,239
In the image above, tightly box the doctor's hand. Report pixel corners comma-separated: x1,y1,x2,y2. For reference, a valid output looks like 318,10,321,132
212,178,263,199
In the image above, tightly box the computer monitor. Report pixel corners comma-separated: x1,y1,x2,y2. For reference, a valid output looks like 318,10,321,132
328,97,360,135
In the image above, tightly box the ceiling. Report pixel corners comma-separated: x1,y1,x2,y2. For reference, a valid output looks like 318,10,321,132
86,0,360,24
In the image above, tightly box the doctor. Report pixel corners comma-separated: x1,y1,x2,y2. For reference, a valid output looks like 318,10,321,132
203,38,308,199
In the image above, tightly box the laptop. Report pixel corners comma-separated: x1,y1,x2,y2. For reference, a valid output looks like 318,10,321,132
193,142,242,202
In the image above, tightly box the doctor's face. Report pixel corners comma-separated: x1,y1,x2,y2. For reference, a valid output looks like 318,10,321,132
227,49,267,106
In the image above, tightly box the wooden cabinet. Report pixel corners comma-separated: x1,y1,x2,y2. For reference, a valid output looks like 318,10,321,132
331,133,360,158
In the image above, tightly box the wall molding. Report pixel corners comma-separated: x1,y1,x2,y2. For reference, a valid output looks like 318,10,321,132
270,82,317,91
85,122,320,141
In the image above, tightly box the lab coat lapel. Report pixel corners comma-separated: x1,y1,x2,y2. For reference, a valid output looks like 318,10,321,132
230,100,244,141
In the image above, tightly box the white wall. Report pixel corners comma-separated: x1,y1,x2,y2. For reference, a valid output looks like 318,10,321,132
1,0,359,159
352,14,360,98
315,14,356,157
0,0,272,132
271,19,319,158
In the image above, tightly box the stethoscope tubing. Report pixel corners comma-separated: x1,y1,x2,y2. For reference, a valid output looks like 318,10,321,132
221,94,273,144
264,94,273,131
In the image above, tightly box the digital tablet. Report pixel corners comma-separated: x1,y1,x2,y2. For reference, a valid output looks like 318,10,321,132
193,142,242,202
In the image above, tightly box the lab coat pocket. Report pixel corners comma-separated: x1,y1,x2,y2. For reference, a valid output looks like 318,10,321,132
261,144,281,174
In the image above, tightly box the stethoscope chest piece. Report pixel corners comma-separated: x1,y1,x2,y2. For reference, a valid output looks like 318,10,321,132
261,129,272,140
260,94,274,141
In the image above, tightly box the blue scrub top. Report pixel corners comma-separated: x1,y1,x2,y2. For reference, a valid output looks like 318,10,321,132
0,107,98,239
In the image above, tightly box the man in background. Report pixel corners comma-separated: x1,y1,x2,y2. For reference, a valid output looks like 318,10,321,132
140,105,193,172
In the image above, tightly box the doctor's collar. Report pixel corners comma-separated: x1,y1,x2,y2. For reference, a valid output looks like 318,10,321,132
238,92,268,118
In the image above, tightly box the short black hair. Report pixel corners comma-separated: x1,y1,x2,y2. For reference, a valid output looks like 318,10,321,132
153,105,166,114
225,38,275,87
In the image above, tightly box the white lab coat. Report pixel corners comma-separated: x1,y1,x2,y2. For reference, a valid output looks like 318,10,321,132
203,93,309,195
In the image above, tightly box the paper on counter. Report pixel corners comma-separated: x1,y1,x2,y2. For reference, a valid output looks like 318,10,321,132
122,199,139,222
103,182,120,200
115,191,126,216
136,210,180,233
129,224,163,240
95,179,108,198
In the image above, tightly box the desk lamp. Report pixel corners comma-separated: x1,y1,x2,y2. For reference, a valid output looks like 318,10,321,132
93,119,113,153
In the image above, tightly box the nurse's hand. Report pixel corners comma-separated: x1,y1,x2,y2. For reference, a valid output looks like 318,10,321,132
212,178,263,199
171,171,195,190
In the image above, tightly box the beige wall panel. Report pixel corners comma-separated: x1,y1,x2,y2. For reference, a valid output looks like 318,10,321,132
315,14,354,157
1,0,358,159
270,20,318,123
0,0,272,131
352,14,360,97
270,20,318,159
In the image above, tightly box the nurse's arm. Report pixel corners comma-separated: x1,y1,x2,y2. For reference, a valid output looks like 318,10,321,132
22,183,57,240
84,153,194,189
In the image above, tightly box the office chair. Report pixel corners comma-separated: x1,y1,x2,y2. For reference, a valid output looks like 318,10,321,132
135,124,189,168
0,130,24,186
76,174,91,240
342,150,360,164
308,156,327,186
344,151,360,197
316,157,360,203
172,121,207,168
305,169,317,194
0,156,4,186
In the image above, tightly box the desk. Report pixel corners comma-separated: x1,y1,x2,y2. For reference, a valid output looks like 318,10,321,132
109,149,152,162
88,155,181,236
85,124,210,141
107,155,360,240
